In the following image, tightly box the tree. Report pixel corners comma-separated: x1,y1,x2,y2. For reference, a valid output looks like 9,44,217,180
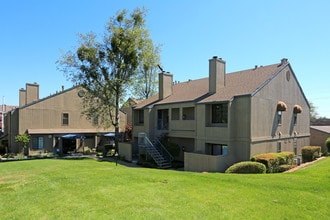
15,133,30,155
133,43,161,99
309,101,318,120
57,8,158,151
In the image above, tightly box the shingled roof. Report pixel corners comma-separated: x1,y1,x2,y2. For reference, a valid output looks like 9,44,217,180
134,61,287,109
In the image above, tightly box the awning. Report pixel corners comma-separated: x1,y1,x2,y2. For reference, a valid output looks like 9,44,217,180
104,132,115,137
62,134,86,139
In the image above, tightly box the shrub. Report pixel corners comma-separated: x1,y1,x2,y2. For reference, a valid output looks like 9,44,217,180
278,164,296,173
251,152,294,173
278,152,295,165
326,137,330,153
301,146,321,163
225,161,266,174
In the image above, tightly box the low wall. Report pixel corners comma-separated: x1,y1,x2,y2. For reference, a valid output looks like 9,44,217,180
184,152,230,172
118,142,132,162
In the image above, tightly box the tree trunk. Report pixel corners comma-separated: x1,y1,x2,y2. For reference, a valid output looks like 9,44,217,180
114,92,120,153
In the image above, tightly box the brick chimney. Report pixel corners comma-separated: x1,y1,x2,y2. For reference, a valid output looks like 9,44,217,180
19,88,26,107
209,56,226,94
19,83,39,107
159,72,173,100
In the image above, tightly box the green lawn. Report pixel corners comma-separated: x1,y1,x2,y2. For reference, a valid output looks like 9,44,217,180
0,157,329,219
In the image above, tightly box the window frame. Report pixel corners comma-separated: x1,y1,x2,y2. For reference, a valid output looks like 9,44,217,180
31,136,44,150
182,107,195,120
207,143,228,156
62,113,69,126
171,108,180,120
211,103,228,124
277,111,282,125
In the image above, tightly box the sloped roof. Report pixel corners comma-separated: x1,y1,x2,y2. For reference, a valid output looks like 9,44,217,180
310,126,330,134
135,62,285,109
199,63,281,103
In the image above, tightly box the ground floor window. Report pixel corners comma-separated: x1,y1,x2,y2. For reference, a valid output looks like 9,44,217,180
277,141,282,152
206,144,228,156
31,136,44,150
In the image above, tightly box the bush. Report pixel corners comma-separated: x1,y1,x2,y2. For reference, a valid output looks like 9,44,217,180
326,137,330,153
225,161,266,174
278,151,295,165
301,146,321,163
251,152,294,173
278,164,296,173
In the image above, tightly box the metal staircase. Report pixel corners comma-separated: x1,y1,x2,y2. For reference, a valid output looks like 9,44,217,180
138,133,173,169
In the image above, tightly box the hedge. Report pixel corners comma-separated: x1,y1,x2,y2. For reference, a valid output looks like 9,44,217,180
326,137,330,153
301,146,321,163
225,161,266,174
251,152,294,173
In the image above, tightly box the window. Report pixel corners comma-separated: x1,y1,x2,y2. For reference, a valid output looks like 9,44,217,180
293,114,297,125
157,109,169,130
277,111,282,125
138,110,144,124
207,144,228,156
182,107,195,120
134,110,144,125
171,108,180,120
293,138,297,155
31,136,44,150
277,142,282,153
62,113,69,125
212,103,228,124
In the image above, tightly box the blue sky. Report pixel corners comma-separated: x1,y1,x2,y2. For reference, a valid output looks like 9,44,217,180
1,0,329,117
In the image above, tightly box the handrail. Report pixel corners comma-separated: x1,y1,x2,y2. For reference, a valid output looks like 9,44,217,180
138,132,173,168
154,139,174,162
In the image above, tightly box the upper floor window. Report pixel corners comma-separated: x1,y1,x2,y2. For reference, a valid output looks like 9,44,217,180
157,109,169,130
182,107,195,120
277,111,282,125
212,103,228,124
134,109,144,125
171,108,180,120
293,114,297,125
62,113,69,125
138,110,144,124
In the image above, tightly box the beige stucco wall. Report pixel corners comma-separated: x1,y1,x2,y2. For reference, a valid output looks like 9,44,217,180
7,87,126,153
250,65,310,157
118,142,132,161
18,88,95,133
184,152,232,172
132,64,310,172
310,128,329,153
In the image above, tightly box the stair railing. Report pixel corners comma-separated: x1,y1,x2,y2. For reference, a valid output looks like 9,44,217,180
153,139,174,163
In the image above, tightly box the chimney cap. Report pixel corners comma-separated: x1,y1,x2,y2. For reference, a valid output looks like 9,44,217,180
281,58,288,65
212,56,223,60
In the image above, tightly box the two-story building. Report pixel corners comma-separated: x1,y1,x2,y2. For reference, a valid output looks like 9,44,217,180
3,83,126,155
133,56,310,172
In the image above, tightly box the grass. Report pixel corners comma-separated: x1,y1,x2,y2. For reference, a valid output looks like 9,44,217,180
0,157,329,219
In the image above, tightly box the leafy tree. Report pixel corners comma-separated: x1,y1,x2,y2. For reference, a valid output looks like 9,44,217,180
57,8,158,151
15,133,30,154
309,101,319,120
133,43,161,99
